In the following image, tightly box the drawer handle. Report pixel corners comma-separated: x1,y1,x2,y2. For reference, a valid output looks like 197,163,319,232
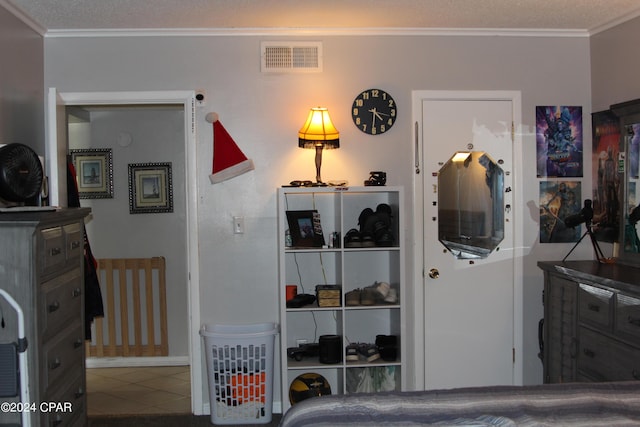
48,301,60,313
583,348,596,358
73,338,83,349
75,387,85,398
628,316,640,327
72,288,82,298
587,303,600,312
49,358,61,370
71,240,81,249
50,247,62,256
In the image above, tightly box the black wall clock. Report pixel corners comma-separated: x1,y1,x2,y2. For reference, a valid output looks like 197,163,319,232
351,88,397,135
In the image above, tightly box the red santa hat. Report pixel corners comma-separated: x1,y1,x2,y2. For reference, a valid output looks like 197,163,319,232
207,112,254,184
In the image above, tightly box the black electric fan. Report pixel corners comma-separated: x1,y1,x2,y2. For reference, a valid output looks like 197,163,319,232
0,143,43,206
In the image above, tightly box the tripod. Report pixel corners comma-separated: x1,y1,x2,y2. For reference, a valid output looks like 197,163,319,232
562,220,609,263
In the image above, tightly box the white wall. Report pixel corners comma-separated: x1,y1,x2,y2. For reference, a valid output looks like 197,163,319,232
0,4,43,152
43,31,594,407
68,107,189,356
591,16,640,111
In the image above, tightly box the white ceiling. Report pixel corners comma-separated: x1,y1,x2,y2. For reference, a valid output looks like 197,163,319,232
5,0,640,34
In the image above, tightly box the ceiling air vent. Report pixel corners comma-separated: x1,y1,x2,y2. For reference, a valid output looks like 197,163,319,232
261,42,322,73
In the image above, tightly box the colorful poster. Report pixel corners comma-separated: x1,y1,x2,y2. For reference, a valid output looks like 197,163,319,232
536,106,583,178
539,181,582,243
591,110,621,242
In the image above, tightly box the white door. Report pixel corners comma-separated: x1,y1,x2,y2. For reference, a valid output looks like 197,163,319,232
420,95,516,389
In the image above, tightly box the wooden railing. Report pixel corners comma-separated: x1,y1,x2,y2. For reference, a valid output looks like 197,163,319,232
86,257,168,357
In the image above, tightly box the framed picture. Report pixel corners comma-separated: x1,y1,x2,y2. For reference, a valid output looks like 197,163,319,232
128,162,173,214
70,148,114,198
286,210,325,248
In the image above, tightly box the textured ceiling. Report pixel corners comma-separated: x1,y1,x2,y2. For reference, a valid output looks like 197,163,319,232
6,0,640,33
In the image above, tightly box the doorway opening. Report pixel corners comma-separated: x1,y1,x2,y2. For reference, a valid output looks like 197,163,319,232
46,90,202,415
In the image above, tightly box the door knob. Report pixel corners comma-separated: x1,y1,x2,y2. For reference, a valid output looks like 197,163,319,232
428,268,440,279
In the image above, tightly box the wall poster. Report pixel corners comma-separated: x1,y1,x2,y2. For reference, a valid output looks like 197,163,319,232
591,110,621,242
540,180,582,243
536,106,583,178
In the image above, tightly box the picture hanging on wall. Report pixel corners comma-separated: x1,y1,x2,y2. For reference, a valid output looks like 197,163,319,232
128,162,173,214
591,110,622,243
536,106,583,178
539,180,582,243
70,148,114,199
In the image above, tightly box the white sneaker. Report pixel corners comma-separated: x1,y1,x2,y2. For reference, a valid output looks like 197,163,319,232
368,281,390,298
384,288,398,304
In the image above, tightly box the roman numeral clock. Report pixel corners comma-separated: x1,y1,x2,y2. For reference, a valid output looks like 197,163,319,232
351,89,397,135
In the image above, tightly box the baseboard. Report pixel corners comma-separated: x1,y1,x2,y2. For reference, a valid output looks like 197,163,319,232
86,355,189,368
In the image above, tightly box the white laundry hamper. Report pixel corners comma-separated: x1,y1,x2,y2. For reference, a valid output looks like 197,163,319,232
200,322,278,425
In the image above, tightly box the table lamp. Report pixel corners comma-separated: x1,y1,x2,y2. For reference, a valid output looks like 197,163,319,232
298,107,340,184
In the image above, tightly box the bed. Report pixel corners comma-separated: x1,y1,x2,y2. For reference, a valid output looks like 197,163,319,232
279,381,640,426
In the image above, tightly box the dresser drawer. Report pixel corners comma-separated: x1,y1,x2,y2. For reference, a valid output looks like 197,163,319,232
577,327,611,380
578,326,640,381
578,284,613,329
616,293,640,340
41,324,84,393
40,268,83,343
64,222,84,264
40,371,86,427
41,226,66,276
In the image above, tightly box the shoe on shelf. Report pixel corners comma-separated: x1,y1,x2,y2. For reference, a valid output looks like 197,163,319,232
359,288,377,305
360,231,376,247
357,343,380,362
358,208,375,233
344,229,362,248
345,289,361,306
374,203,394,246
383,287,398,304
345,343,359,362
365,281,390,299
375,335,398,361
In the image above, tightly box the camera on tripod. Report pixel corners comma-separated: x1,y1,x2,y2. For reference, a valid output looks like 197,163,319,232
562,199,612,263
563,199,593,229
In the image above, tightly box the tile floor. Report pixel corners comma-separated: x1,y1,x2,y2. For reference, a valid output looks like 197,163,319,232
86,366,191,416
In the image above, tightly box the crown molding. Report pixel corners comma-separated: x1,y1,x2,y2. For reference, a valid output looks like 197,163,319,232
43,26,590,39
589,7,640,36
0,0,46,35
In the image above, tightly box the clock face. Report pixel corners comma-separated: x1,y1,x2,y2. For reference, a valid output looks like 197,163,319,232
351,89,397,135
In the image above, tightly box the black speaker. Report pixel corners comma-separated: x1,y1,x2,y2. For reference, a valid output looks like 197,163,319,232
319,335,341,364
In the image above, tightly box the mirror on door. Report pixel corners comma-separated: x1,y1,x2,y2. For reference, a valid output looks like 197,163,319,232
437,151,505,259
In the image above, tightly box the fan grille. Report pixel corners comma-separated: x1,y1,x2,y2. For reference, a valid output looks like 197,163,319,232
0,143,43,202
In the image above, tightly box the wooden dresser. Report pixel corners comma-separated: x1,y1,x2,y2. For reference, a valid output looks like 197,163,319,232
0,208,90,427
539,260,640,384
